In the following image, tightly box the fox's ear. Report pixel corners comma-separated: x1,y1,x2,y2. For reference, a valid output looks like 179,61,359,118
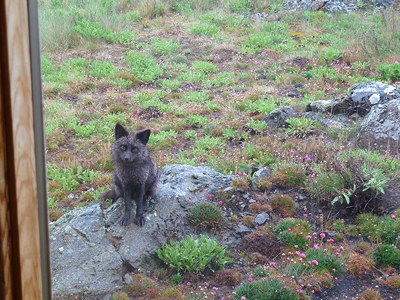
115,123,129,140
136,129,151,145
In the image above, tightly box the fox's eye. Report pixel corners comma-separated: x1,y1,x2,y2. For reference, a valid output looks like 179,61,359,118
120,145,127,151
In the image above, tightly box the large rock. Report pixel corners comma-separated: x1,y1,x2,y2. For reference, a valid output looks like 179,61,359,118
51,164,233,299
356,98,400,154
283,0,396,12
305,82,400,117
346,81,400,116
305,98,347,114
262,106,297,128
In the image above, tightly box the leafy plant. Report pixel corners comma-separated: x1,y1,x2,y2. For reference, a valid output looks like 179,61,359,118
151,38,180,56
285,117,319,138
376,62,400,81
305,248,345,275
125,51,163,82
188,203,224,230
269,194,296,217
190,22,220,38
274,218,312,250
373,245,400,268
356,213,400,245
187,114,209,128
235,278,299,300
157,235,232,273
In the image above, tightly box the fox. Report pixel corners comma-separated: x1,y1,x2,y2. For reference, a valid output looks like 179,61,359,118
101,123,159,226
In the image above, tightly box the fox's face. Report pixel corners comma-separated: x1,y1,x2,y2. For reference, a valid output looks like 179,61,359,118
112,123,151,165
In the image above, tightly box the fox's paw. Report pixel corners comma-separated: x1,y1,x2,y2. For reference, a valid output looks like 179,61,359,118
120,213,132,226
134,215,146,227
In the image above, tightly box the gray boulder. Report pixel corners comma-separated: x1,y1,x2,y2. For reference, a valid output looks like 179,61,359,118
283,0,395,13
356,98,400,154
262,106,297,128
346,81,400,116
303,111,351,129
305,82,400,117
51,164,233,299
252,167,274,190
305,98,348,114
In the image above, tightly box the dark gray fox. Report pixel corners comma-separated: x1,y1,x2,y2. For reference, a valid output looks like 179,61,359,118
101,123,159,226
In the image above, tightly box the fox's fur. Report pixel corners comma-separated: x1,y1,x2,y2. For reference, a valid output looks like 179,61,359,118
101,123,159,226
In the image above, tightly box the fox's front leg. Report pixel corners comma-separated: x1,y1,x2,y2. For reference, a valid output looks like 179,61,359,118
134,185,146,227
121,186,133,226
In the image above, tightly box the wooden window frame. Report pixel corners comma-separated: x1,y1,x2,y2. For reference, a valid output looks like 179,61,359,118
0,0,51,299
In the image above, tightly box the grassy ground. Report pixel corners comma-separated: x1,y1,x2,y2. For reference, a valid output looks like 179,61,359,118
40,0,400,299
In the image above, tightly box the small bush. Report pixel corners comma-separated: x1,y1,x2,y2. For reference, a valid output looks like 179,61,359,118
346,252,374,277
355,213,400,245
285,117,319,138
157,235,232,273
385,275,400,288
373,245,400,268
125,274,158,298
305,248,345,275
269,194,296,217
159,287,184,300
188,203,224,230
244,231,283,257
353,289,382,300
214,269,242,286
376,62,400,81
235,278,299,300
274,218,311,250
111,291,129,300
269,162,307,188
151,38,180,56
125,51,163,83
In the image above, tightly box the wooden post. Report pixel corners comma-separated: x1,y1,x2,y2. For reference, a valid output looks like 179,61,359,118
0,0,50,299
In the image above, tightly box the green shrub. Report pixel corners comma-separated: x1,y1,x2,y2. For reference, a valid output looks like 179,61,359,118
274,218,311,250
151,38,180,56
306,172,347,202
190,22,220,37
89,61,117,79
269,194,296,217
157,235,232,273
241,22,295,53
285,117,320,138
125,51,163,83
318,47,342,63
187,114,209,128
229,0,252,13
305,248,345,275
188,203,224,230
376,62,400,81
356,214,400,245
192,61,217,73
373,245,400,268
235,278,299,300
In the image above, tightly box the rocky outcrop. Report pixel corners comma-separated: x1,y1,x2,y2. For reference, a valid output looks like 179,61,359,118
283,0,396,13
51,164,233,299
356,98,400,154
262,106,297,128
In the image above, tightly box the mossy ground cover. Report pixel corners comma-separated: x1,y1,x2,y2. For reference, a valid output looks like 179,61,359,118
41,0,400,298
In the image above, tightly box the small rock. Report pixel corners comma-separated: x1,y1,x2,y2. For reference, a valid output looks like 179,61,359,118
123,273,133,284
251,167,273,190
234,224,252,235
248,199,257,204
254,212,270,225
58,247,64,253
